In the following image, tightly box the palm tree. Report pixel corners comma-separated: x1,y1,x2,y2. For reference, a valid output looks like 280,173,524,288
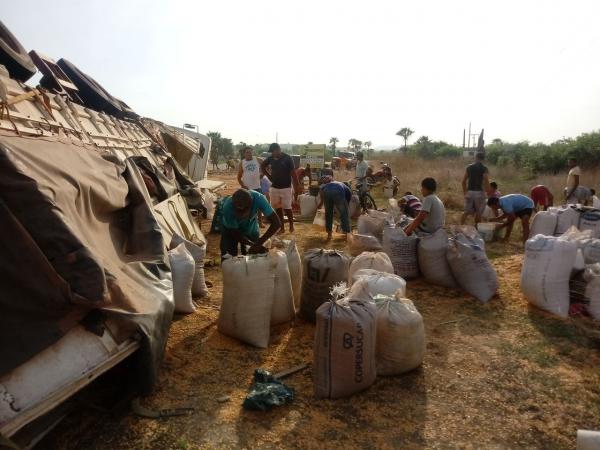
396,127,414,150
329,137,339,155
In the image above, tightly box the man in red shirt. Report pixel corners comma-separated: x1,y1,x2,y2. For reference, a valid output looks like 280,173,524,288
530,185,554,211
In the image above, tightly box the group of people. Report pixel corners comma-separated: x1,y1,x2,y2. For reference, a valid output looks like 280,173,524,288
220,145,599,257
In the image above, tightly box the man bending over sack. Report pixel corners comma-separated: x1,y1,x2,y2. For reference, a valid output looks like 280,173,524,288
316,175,352,242
487,194,534,244
220,189,281,257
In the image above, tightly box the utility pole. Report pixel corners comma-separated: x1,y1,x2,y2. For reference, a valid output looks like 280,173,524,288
275,132,278,143
467,122,471,149
462,129,466,148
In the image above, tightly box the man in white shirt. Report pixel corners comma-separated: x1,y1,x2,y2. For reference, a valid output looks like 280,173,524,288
237,146,263,224
565,158,590,205
355,151,369,181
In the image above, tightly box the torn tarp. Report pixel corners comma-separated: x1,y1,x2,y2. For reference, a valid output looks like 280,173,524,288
0,136,174,392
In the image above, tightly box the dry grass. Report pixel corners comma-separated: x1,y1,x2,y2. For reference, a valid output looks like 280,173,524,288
376,154,600,209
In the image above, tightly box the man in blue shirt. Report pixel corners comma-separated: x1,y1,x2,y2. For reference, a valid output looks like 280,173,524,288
220,189,281,257
316,176,352,241
488,194,534,244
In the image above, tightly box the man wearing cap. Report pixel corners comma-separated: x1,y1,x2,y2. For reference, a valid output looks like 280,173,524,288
219,189,281,258
261,143,299,233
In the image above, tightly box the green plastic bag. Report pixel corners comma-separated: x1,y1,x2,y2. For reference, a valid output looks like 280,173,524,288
242,369,294,411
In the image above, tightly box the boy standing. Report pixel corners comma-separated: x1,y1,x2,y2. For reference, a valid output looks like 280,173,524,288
404,178,445,236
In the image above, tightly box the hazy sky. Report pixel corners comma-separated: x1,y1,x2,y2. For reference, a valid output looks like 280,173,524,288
4,0,600,147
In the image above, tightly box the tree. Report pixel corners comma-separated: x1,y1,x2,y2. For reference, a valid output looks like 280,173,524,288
349,139,363,151
415,135,431,145
396,127,414,150
329,137,338,155
207,131,235,163
207,131,222,165
364,140,373,157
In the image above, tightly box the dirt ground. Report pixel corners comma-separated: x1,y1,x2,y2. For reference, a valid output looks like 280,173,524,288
41,170,600,450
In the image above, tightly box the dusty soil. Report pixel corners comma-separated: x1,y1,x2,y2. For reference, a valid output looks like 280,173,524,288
41,170,600,450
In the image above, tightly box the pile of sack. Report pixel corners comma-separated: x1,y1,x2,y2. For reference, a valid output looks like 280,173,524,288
217,241,301,348
522,227,600,319
313,251,426,398
354,206,498,302
529,205,600,238
167,233,209,314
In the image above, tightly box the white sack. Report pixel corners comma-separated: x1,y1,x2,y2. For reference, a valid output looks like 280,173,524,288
530,211,558,237
584,264,600,320
418,228,457,288
555,206,581,236
270,250,296,325
375,296,426,376
350,270,407,298
218,254,275,347
272,238,302,310
521,235,577,317
347,251,394,284
348,233,383,257
168,243,196,314
580,210,600,238
447,232,498,303
582,239,600,264
382,225,419,279
299,193,318,219
170,233,208,298
357,209,390,241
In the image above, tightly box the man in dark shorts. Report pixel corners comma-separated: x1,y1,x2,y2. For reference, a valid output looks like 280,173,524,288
261,143,300,233
530,185,554,211
488,194,534,244
461,152,490,225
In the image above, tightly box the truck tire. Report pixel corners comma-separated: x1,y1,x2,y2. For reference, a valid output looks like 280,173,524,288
57,58,123,117
0,20,37,82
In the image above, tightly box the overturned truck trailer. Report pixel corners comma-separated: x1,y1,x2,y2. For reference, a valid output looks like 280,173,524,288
0,20,217,443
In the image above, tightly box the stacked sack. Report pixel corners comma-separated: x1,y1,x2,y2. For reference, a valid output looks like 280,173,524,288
521,234,577,318
314,285,377,398
300,249,351,322
313,250,425,398
347,251,394,284
417,228,457,288
530,210,558,237
218,250,295,348
357,209,391,242
271,238,303,311
382,224,419,279
446,228,498,303
168,233,209,314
